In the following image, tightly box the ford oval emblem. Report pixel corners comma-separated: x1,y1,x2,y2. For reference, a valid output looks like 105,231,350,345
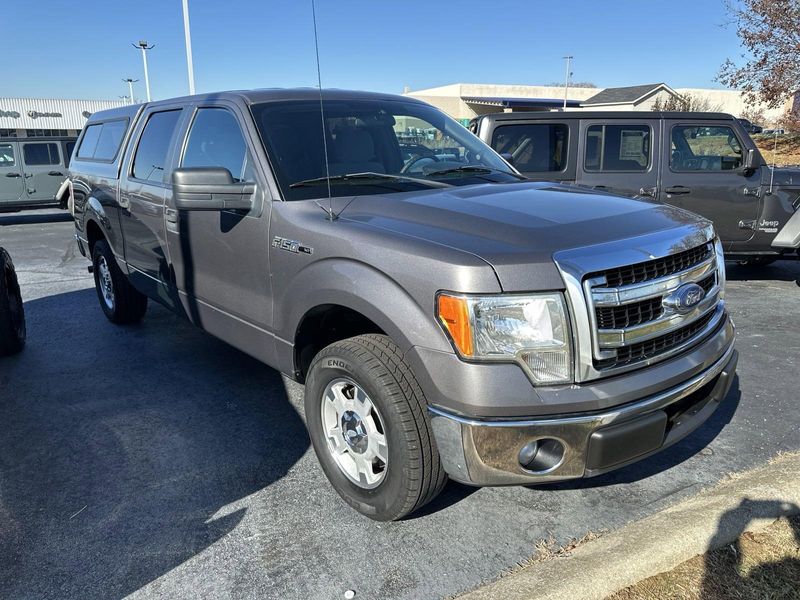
663,283,705,314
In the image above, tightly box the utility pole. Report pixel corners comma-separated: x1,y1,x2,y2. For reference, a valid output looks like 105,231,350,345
563,55,573,109
181,0,196,95
122,78,139,104
132,41,155,101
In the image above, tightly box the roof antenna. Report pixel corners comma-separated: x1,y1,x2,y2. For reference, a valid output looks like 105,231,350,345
311,0,336,220
768,126,779,195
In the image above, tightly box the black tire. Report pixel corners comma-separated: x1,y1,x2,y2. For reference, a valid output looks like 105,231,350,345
305,334,447,521
0,248,26,356
92,240,147,324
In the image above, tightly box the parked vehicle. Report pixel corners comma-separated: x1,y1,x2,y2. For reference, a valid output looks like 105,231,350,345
0,247,26,356
737,118,763,134
70,90,737,520
0,136,76,211
471,111,800,264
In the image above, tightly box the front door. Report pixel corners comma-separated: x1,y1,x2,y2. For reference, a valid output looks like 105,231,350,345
0,142,24,206
576,119,660,199
660,121,760,244
165,104,273,335
120,107,184,301
20,141,66,203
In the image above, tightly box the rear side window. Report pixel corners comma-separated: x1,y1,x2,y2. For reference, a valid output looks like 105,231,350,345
182,108,252,181
0,144,15,167
585,124,650,172
64,141,76,166
23,143,60,166
492,124,569,172
132,110,182,183
77,120,128,161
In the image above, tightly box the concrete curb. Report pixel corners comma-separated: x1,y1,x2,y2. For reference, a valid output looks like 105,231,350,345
459,452,800,600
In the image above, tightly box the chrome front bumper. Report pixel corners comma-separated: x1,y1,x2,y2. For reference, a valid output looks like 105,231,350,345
429,340,738,486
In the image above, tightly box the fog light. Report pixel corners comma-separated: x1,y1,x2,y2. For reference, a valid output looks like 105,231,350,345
518,438,565,473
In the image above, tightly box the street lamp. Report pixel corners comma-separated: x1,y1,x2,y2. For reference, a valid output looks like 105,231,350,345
563,55,573,109
122,78,139,104
132,40,155,102
181,0,196,95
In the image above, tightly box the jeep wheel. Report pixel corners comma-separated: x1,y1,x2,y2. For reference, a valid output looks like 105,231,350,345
0,247,26,356
304,334,447,521
92,240,147,324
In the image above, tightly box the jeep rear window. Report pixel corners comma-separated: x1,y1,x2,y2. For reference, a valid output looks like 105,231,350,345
23,143,60,166
584,124,650,172
492,124,568,173
251,98,520,201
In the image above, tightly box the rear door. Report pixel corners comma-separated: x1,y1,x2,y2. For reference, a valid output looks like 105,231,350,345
21,141,66,203
660,120,760,244
576,119,660,199
119,106,185,298
0,142,24,206
488,120,576,182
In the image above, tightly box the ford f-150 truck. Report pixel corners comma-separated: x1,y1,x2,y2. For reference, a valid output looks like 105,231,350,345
470,110,800,266
68,89,737,520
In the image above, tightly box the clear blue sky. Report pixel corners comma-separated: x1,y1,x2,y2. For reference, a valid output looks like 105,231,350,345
4,0,743,101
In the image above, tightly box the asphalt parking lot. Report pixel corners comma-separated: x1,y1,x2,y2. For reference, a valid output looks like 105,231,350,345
1,210,799,600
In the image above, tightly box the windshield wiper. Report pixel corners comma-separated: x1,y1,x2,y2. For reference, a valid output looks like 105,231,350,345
290,172,451,189
426,165,525,179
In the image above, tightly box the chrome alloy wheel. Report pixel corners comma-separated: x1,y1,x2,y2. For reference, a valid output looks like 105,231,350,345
97,256,115,310
321,378,388,489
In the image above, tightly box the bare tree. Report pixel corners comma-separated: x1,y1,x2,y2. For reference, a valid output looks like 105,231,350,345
718,0,800,109
652,92,723,112
739,107,767,124
545,81,598,88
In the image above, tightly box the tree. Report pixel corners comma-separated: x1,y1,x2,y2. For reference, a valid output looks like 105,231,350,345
651,92,723,112
718,0,800,109
739,107,766,124
545,81,598,88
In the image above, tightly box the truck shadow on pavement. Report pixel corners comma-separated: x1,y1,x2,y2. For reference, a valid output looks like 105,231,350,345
0,288,310,599
540,380,741,491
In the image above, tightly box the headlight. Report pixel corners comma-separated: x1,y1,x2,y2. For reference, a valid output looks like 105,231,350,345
437,292,573,384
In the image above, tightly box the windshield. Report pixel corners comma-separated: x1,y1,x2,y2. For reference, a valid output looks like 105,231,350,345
251,98,521,201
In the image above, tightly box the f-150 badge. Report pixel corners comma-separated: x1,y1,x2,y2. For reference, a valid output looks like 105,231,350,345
272,236,313,255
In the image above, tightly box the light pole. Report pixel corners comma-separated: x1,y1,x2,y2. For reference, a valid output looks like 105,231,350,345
181,0,196,95
563,55,573,109
122,78,138,104
132,41,155,101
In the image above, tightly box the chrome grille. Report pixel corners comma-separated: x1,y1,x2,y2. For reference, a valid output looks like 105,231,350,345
597,243,713,287
586,241,722,372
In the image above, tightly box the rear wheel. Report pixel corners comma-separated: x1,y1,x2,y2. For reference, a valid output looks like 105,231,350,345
92,240,147,324
304,334,447,521
0,248,26,356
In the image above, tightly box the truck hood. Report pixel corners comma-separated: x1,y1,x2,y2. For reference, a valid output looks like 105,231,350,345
338,182,709,291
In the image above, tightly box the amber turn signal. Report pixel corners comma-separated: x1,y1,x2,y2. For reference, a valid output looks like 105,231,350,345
437,294,473,356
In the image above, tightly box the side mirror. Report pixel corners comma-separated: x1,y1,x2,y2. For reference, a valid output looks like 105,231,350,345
740,148,756,175
172,167,255,211
500,152,515,166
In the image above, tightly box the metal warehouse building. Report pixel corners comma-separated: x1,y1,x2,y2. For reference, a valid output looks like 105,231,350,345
0,97,128,138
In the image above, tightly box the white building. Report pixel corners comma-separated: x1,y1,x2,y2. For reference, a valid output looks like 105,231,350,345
0,97,129,138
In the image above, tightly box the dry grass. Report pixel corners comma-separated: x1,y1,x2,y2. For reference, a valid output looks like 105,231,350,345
753,133,800,167
608,515,800,600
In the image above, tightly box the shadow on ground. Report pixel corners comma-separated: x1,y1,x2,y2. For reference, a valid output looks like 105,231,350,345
0,288,309,599
725,260,800,285
0,211,73,227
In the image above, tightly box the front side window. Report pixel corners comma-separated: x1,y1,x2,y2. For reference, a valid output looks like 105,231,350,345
252,98,520,201
492,124,569,172
0,144,16,167
132,110,182,183
182,108,253,181
23,143,60,166
585,124,650,172
670,125,743,172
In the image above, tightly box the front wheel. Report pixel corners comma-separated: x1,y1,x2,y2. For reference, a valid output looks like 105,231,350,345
304,334,447,521
92,240,148,324
0,248,26,356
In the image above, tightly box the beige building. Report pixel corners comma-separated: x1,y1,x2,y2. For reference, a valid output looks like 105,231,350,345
404,82,793,125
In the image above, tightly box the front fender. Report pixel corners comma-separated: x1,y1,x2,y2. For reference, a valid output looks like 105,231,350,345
772,207,800,248
275,258,454,372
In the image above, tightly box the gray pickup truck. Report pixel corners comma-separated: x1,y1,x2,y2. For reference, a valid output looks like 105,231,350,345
470,111,800,265
69,89,737,520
